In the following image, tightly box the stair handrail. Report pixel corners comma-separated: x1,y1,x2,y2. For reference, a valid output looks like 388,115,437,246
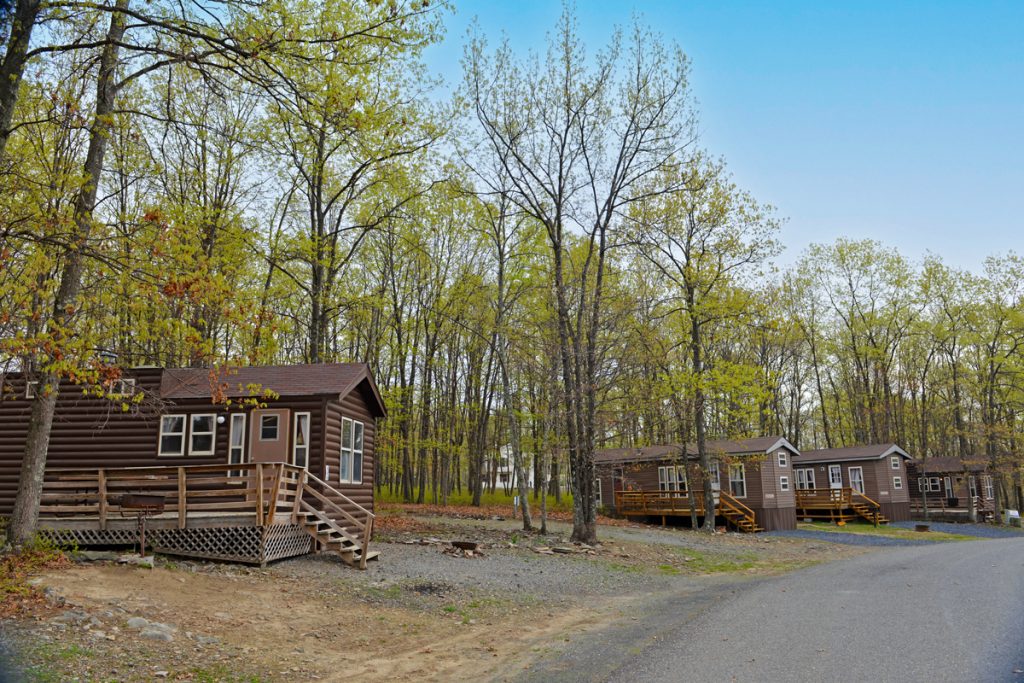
292,467,375,569
850,488,881,509
718,489,755,519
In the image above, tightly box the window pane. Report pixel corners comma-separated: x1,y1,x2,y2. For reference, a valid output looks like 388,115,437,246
261,415,279,440
162,415,185,434
230,416,245,447
161,435,183,454
192,434,213,453
340,450,351,481
354,422,364,452
192,414,214,433
296,414,309,447
353,449,362,482
342,419,352,449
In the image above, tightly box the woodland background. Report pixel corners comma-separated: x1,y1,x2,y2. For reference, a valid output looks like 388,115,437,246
1,1,1022,538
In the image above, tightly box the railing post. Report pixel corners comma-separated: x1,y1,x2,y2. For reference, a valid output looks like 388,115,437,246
360,516,373,570
256,463,264,526
178,467,187,529
97,469,107,530
292,470,307,523
266,464,283,523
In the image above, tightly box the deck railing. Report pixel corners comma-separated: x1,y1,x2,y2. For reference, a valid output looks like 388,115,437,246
39,462,374,543
794,487,882,511
615,489,710,516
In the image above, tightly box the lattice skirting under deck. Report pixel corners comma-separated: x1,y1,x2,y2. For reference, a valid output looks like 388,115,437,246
41,524,313,566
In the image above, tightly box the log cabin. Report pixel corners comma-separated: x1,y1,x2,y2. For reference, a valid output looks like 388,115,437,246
595,436,800,532
906,456,995,519
0,363,386,567
791,444,911,524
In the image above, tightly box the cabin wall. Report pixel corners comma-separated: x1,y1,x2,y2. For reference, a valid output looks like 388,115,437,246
322,384,377,515
0,370,330,515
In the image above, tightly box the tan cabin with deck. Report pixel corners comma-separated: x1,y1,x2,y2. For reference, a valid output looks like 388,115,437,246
0,364,385,568
791,444,912,524
595,436,800,532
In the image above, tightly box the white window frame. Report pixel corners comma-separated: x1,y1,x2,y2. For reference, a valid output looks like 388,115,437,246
158,414,187,456
228,413,246,476
657,465,686,494
259,414,280,441
595,478,603,507
109,378,136,397
778,451,788,468
893,476,903,490
188,413,216,456
795,467,816,490
709,462,721,486
729,464,747,499
849,466,865,494
983,475,994,499
890,455,900,470
780,475,790,492
292,412,310,469
25,380,39,399
928,477,942,493
339,417,364,485
968,476,978,498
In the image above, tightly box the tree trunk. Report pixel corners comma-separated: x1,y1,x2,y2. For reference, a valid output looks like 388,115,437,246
0,0,42,159
9,0,128,546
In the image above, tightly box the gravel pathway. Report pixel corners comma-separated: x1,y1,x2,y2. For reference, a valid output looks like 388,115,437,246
765,529,937,546
891,520,1024,538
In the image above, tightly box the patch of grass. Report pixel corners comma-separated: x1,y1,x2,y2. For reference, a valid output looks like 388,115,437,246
657,564,680,575
188,665,266,682
799,521,976,542
669,547,757,574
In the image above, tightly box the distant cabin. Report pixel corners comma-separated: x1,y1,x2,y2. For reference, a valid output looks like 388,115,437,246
791,444,912,523
595,436,800,532
0,363,386,567
905,456,995,518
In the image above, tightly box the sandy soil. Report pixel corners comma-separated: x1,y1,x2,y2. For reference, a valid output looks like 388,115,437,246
0,514,865,682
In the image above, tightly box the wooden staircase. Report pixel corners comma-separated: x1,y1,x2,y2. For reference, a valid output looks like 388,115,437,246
718,491,763,533
293,471,378,569
850,491,888,526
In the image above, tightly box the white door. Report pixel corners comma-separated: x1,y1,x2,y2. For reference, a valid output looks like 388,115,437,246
828,465,843,489
849,466,865,494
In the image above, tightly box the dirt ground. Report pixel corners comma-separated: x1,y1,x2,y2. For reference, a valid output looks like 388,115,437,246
0,511,865,682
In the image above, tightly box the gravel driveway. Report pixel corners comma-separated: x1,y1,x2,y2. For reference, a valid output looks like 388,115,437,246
765,529,938,546
890,520,1024,538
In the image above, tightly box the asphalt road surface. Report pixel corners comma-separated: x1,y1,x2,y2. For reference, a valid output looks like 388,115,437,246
520,538,1024,682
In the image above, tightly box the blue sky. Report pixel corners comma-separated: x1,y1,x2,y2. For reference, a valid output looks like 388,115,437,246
422,1,1024,271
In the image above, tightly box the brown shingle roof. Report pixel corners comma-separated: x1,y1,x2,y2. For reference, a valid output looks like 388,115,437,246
595,436,795,465
793,443,910,464
912,456,987,474
159,363,386,416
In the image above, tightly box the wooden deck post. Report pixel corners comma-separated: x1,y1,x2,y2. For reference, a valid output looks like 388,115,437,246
360,516,373,570
97,469,107,530
255,463,264,526
178,467,187,529
292,470,307,523
266,464,283,523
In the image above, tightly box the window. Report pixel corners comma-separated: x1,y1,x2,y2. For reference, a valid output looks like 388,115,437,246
293,412,310,469
228,414,246,476
795,468,816,490
657,465,686,493
968,476,978,498
189,414,216,455
983,475,994,499
927,477,942,493
159,415,186,456
729,464,746,498
890,455,900,470
260,414,279,441
780,476,790,492
709,462,720,486
849,467,865,494
893,476,903,490
778,451,788,468
108,378,135,397
25,380,39,399
340,417,364,484
595,478,603,507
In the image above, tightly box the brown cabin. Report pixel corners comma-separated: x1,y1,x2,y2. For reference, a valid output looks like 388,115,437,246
905,456,996,518
0,363,386,567
791,444,912,523
595,436,799,532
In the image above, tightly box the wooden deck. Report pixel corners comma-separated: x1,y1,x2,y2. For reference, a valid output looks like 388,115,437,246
794,487,888,526
614,489,762,532
38,462,376,568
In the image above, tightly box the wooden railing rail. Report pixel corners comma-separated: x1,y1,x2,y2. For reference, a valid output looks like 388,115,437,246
298,469,375,569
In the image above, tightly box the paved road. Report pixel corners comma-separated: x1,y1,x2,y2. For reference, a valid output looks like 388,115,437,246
519,538,1024,683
